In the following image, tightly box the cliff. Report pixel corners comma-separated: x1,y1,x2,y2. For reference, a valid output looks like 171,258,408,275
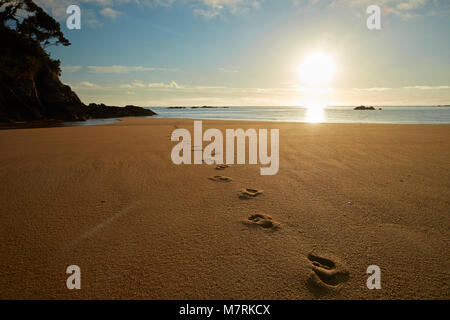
0,24,155,123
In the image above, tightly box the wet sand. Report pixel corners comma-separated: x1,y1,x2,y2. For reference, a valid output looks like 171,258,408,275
0,118,449,299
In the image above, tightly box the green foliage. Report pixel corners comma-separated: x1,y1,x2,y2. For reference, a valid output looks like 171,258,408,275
0,0,70,81
1,0,70,47
0,25,39,81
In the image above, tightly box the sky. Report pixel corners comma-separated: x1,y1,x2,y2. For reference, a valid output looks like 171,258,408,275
35,0,450,106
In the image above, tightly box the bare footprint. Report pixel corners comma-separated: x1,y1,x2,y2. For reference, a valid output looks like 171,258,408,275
243,213,279,230
215,164,229,170
306,251,349,295
238,188,263,200
209,175,232,183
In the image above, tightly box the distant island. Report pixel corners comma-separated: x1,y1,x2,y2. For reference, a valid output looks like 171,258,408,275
191,106,229,109
0,0,155,124
168,106,229,109
354,106,376,110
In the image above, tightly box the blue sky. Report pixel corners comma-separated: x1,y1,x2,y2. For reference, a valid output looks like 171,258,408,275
36,0,450,106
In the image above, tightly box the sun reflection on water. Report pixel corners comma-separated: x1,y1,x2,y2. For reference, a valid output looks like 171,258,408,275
305,101,326,123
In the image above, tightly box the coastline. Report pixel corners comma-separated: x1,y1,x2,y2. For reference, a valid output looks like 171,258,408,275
150,106,450,125
0,118,449,299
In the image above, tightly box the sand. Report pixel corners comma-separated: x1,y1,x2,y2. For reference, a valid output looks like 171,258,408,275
0,118,449,299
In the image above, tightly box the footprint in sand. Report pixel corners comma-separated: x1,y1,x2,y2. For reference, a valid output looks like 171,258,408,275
243,213,279,230
306,251,349,295
209,175,232,183
215,164,229,170
238,188,263,200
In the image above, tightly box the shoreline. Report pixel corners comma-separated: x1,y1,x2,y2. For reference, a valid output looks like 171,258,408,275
4,104,450,130
0,118,122,130
2,115,450,130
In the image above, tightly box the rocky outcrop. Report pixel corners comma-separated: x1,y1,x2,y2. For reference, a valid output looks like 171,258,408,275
0,75,156,123
0,64,85,122
0,25,155,123
354,105,376,110
86,104,156,118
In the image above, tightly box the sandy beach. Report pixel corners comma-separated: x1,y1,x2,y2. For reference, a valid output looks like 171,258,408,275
0,118,449,299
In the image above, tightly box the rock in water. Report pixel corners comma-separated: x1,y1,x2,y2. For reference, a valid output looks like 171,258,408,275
354,105,376,110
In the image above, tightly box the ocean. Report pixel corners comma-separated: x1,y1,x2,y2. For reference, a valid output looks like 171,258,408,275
148,106,450,124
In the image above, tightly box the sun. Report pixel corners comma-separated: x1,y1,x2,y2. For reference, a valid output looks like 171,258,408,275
298,52,337,86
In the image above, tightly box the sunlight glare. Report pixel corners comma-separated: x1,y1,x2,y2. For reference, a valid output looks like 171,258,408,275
298,53,337,86
305,101,326,123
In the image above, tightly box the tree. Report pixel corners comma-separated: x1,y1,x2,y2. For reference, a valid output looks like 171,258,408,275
0,0,70,48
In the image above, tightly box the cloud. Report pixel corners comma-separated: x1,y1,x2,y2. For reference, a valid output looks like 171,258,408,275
79,81,100,87
35,0,102,27
396,0,428,11
100,7,122,19
69,79,450,106
69,81,103,89
353,87,393,92
34,0,450,24
293,0,449,18
120,80,146,88
353,85,450,92
87,65,171,73
36,0,263,23
120,80,182,89
149,80,181,88
61,65,83,72
193,8,220,18
192,0,261,18
404,85,450,90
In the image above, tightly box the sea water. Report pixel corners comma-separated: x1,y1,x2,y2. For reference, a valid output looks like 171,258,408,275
148,106,450,124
